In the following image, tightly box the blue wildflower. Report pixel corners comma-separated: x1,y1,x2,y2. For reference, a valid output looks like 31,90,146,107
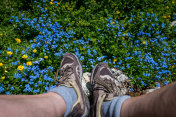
120,66,125,70
11,61,18,65
127,64,130,68
155,17,158,21
164,81,169,85
156,83,160,87
146,13,150,17
10,87,14,91
0,85,4,93
23,84,32,92
33,89,40,93
38,81,42,85
45,86,49,91
161,23,165,28
14,73,22,79
129,88,134,92
6,91,10,95
48,66,53,72
141,81,147,86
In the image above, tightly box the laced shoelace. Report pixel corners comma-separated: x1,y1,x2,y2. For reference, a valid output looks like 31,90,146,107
93,78,117,93
55,66,74,85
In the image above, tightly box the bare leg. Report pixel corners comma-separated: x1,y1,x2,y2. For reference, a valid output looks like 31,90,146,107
121,82,176,117
0,92,66,117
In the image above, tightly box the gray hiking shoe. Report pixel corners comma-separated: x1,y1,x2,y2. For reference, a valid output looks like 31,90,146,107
58,53,90,117
90,63,119,117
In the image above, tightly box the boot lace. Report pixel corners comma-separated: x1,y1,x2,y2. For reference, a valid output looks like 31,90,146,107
55,66,74,85
93,78,117,93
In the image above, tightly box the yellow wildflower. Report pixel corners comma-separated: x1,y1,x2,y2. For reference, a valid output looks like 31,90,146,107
168,15,171,18
45,7,47,9
26,61,32,66
1,76,5,80
122,37,125,40
22,54,28,59
0,63,3,67
15,38,21,43
5,66,7,72
18,65,24,71
45,41,48,44
116,11,120,14
57,2,60,5
112,21,115,24
44,56,48,59
142,41,146,45
172,1,175,4
163,16,167,18
0,34,3,37
113,59,117,62
7,51,13,55
33,49,37,53
51,0,54,1
166,6,169,9
50,1,54,5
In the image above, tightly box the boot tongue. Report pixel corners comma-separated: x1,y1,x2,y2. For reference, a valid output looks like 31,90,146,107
100,67,113,77
60,56,74,69
99,67,118,93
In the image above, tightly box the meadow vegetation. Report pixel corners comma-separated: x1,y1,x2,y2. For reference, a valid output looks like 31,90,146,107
0,0,176,94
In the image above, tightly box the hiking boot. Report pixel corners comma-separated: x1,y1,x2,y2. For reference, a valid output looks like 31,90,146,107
90,63,119,117
58,53,90,117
